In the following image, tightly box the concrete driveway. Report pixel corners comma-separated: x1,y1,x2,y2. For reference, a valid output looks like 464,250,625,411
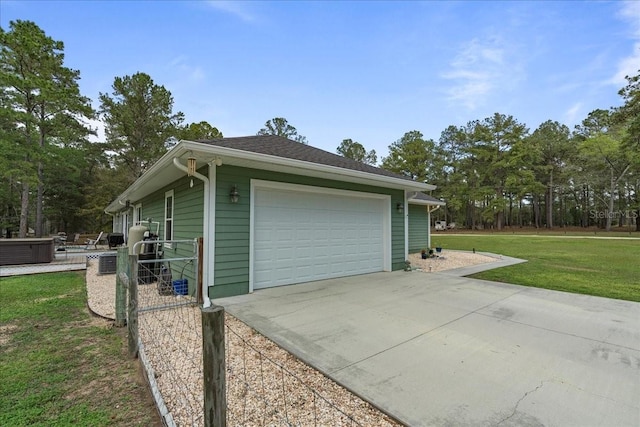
214,269,640,426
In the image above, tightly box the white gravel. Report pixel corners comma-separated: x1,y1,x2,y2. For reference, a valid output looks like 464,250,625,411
85,251,497,426
86,260,116,319
407,250,497,273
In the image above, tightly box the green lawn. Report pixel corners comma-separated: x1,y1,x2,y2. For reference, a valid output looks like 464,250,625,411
433,235,640,302
0,272,160,427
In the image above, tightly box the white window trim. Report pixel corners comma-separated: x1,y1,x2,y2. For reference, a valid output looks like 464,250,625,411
164,190,174,248
121,212,129,236
133,203,143,225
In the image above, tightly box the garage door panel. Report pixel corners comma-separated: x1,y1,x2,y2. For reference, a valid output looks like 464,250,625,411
253,185,387,290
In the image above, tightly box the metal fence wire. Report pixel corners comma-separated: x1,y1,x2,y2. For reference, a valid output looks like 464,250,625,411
224,317,369,427
128,240,202,426
123,245,398,427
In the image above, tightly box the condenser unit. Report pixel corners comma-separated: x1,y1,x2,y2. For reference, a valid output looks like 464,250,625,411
98,253,117,275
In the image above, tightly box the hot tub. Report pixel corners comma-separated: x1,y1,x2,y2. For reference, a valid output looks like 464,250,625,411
0,238,55,266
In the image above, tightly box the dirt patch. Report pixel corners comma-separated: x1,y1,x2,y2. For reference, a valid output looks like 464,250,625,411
0,323,18,347
62,324,163,426
33,293,76,303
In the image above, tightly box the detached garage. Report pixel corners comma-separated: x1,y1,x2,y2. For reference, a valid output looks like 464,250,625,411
105,135,441,302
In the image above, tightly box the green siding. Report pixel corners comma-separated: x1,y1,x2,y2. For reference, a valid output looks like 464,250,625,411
120,163,410,299
210,165,406,299
134,170,206,295
408,204,430,253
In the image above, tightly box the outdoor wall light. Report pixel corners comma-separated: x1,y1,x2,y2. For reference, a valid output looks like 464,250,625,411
230,185,240,204
396,202,404,214
187,156,197,177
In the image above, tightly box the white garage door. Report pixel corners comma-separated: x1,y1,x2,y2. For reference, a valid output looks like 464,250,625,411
252,183,389,290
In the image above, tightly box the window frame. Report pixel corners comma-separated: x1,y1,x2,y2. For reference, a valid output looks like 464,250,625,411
133,203,143,226
164,190,174,248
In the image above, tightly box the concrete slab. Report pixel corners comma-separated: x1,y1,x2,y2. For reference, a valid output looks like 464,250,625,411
0,253,88,277
214,271,640,426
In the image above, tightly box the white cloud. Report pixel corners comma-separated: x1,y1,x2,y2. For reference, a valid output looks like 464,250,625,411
205,1,256,22
441,37,510,110
564,102,583,125
168,56,205,83
610,1,640,85
619,1,640,38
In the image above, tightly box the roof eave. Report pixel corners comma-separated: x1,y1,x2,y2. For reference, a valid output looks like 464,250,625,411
105,143,194,213
179,141,436,192
408,199,446,206
106,140,436,212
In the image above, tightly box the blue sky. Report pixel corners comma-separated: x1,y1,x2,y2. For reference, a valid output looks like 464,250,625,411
1,1,638,159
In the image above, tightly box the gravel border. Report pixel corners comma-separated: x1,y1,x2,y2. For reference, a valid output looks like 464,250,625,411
406,250,497,273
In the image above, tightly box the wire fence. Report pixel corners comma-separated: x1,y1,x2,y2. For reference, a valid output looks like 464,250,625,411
138,303,203,425
224,317,378,427
123,247,398,427
123,240,202,426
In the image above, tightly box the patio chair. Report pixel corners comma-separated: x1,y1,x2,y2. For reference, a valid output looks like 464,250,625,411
85,231,104,250
54,235,67,253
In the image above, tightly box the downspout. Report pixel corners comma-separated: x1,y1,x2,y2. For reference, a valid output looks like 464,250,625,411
104,199,128,235
426,205,440,248
404,190,409,262
104,210,115,233
173,158,212,308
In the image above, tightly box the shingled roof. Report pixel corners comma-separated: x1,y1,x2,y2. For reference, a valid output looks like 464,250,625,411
196,135,415,181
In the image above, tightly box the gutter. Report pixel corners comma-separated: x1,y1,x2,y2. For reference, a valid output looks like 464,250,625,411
172,158,212,308
180,141,436,192
107,141,436,213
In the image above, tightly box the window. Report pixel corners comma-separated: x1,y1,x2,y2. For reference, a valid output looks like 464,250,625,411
121,212,129,235
133,203,143,225
164,190,174,247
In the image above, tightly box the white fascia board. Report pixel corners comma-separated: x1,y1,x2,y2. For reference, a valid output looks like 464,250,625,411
105,144,195,213
106,140,436,212
180,141,436,192
408,198,446,206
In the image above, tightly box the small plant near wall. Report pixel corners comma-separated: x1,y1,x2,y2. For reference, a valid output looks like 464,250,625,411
421,248,428,259
435,244,443,256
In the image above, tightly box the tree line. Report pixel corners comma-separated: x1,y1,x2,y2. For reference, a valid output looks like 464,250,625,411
1,20,638,237
369,78,638,231
0,21,298,237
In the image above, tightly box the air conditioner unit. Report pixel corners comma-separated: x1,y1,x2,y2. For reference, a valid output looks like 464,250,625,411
98,253,117,275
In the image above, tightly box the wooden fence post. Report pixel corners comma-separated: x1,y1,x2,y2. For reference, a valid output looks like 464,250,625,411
115,247,128,327
128,254,139,358
202,305,226,427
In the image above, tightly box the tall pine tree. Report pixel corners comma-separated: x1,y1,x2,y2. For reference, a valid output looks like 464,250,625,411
0,20,93,237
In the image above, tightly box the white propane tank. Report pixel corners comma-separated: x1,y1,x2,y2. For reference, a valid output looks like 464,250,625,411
128,225,148,255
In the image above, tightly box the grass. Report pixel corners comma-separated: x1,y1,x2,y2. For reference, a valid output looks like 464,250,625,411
0,272,161,427
433,234,640,302
444,227,638,238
